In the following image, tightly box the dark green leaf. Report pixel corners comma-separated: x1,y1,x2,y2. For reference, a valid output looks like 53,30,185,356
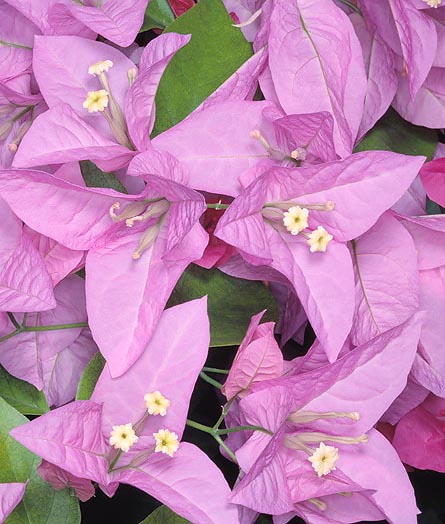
167,265,278,347
152,0,252,135
140,0,175,31
80,160,128,193
0,366,49,416
140,505,191,523
76,352,106,400
354,108,438,161
0,398,80,524
426,196,445,215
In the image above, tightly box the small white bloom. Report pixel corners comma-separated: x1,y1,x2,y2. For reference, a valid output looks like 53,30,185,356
308,442,339,477
88,60,113,75
144,391,170,416
153,429,179,457
307,225,333,252
82,89,109,113
422,0,442,7
283,206,309,235
109,423,138,453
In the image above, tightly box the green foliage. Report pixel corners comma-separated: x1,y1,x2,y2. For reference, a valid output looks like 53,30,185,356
0,398,80,524
152,0,252,135
140,505,191,523
354,108,438,161
0,366,49,416
167,265,278,347
80,160,128,193
140,0,175,31
76,352,106,400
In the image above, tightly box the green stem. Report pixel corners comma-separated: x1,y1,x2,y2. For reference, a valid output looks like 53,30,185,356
0,330,20,344
217,425,273,436
202,366,229,375
205,203,230,210
22,313,28,327
199,371,222,389
0,40,33,50
11,105,34,123
214,434,238,464
108,450,123,472
7,313,20,329
0,319,89,345
186,419,215,435
337,0,361,14
213,396,236,430
22,322,88,332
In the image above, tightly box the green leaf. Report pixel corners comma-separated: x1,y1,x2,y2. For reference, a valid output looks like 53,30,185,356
140,505,191,523
140,0,175,31
0,398,80,524
354,108,438,160
167,265,278,347
80,160,128,193
152,0,252,136
76,352,106,400
0,366,49,416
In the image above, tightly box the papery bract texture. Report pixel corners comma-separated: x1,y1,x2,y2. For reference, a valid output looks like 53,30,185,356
0,482,26,523
350,212,419,345
267,0,367,156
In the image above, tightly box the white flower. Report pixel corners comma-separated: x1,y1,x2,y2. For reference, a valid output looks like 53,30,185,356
307,225,333,252
422,0,442,7
88,60,113,76
283,206,309,235
82,90,109,113
144,391,170,416
308,442,339,477
153,429,179,457
109,423,138,453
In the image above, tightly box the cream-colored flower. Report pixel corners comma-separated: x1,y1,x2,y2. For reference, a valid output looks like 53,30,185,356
283,205,309,235
422,0,442,7
308,442,339,477
109,423,138,453
153,429,179,457
144,391,170,416
307,225,333,252
82,90,109,113
88,60,113,75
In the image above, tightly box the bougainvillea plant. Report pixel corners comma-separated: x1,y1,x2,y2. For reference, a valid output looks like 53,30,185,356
1,0,445,523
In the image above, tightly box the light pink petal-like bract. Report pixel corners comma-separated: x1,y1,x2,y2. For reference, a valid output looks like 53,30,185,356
268,0,367,156
350,212,419,345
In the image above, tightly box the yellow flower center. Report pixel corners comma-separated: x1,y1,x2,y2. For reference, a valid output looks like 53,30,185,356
144,391,171,416
153,429,180,457
109,423,138,453
82,89,109,113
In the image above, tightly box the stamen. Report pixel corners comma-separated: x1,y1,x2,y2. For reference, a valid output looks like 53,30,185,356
264,201,335,212
288,410,360,424
0,120,13,140
7,120,32,152
132,222,162,260
293,432,368,446
109,202,121,220
125,200,170,227
250,129,271,150
127,67,138,87
308,498,327,511
290,147,307,161
88,60,113,76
